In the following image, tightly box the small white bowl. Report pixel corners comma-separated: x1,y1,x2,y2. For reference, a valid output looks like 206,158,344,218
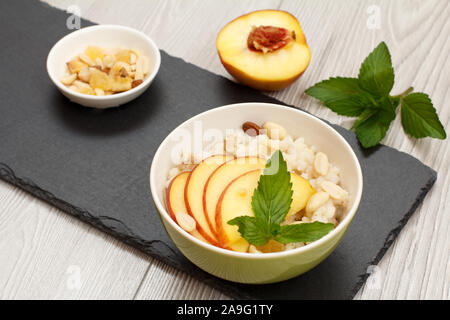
47,25,161,109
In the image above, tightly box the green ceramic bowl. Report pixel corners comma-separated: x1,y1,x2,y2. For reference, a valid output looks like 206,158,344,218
150,103,363,284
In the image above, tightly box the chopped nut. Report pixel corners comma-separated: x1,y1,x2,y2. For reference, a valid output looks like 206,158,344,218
94,88,105,96
78,66,91,82
72,80,95,95
73,80,91,89
142,55,150,75
131,49,141,58
135,56,145,80
66,58,87,74
60,73,77,85
262,121,287,140
95,57,103,69
130,53,137,64
242,121,261,136
248,245,262,254
119,67,128,77
103,55,116,68
64,47,150,95
79,53,94,66
111,61,131,76
131,79,143,88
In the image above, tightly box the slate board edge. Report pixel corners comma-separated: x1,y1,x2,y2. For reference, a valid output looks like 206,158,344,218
0,157,437,300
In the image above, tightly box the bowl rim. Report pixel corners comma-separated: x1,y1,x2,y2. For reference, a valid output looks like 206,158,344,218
150,102,363,259
46,24,161,100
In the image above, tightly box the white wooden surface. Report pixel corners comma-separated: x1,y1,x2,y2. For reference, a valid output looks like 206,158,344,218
0,0,448,299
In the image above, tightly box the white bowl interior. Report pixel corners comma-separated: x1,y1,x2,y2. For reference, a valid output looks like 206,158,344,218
151,103,363,252
47,25,159,94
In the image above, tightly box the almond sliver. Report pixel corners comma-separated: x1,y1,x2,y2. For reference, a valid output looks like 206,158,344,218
103,55,116,68
61,73,77,85
130,53,137,64
79,53,94,66
78,66,91,82
134,56,145,80
142,55,150,75
94,88,105,96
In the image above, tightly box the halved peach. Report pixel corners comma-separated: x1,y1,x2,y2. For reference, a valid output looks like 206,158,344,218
184,155,232,245
216,10,311,91
165,172,210,244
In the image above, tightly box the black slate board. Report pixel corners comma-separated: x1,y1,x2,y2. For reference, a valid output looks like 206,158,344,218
0,0,437,299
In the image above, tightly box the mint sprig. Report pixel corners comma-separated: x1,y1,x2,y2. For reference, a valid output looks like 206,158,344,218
305,41,446,148
228,151,333,247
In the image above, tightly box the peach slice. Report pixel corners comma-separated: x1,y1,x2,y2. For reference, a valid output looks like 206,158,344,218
216,169,262,252
203,157,266,236
286,173,316,219
184,155,232,245
165,172,209,244
216,170,315,252
216,10,311,91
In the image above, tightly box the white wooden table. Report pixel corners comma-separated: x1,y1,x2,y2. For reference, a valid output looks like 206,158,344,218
0,0,448,299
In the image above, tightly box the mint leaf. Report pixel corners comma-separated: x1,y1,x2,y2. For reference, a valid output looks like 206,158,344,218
305,77,374,116
306,41,446,148
227,216,272,246
274,222,334,244
401,93,446,139
251,150,293,226
228,151,336,248
354,97,397,148
228,151,293,246
358,41,394,98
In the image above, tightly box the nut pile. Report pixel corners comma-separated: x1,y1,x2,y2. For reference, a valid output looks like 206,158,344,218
60,46,150,95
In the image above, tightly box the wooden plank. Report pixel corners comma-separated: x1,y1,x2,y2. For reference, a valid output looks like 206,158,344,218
134,261,230,300
0,181,151,299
